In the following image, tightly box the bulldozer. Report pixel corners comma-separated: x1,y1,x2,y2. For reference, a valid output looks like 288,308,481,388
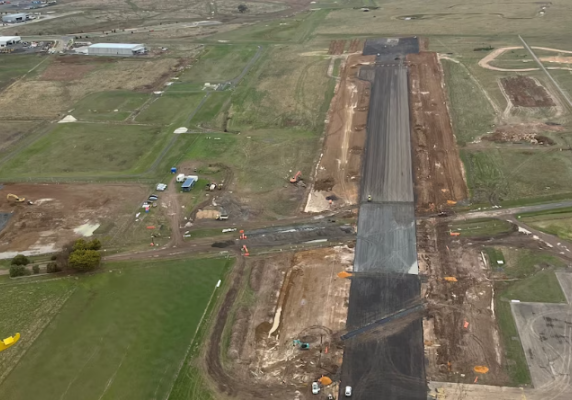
6,194,25,203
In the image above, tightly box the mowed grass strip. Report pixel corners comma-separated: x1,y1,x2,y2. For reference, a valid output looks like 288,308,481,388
518,208,572,240
136,93,206,126
72,91,150,122
0,123,165,177
179,45,258,83
0,258,231,400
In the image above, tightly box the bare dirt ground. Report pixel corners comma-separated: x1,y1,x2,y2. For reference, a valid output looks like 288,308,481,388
205,246,353,399
419,219,509,386
501,76,555,107
306,51,375,212
328,40,346,55
0,183,147,257
481,122,564,145
408,52,468,214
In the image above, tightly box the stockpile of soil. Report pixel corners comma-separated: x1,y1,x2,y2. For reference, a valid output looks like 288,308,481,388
501,76,555,107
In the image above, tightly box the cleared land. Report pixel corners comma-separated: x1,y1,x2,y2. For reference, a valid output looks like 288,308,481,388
408,52,468,213
0,258,231,400
308,51,374,211
206,247,353,399
0,183,147,255
501,76,555,107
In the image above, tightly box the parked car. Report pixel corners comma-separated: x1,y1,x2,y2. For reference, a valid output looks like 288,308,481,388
148,195,158,201
311,382,320,395
345,386,352,397
156,183,167,191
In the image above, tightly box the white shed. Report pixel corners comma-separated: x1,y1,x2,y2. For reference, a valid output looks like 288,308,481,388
86,43,146,57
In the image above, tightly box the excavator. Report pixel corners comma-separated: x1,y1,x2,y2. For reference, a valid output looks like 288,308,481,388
289,171,302,184
6,193,25,203
0,333,20,352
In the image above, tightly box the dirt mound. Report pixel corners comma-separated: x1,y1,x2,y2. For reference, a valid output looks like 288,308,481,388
501,76,555,107
211,240,234,248
483,123,563,144
314,177,335,191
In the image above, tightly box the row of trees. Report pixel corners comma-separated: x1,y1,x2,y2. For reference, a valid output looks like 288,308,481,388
9,239,102,278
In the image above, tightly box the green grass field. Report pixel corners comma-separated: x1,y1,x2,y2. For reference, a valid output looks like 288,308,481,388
0,123,166,178
136,93,207,126
0,54,47,90
460,148,572,205
0,258,231,400
519,209,572,240
72,91,150,122
449,218,515,237
179,45,258,83
442,59,496,145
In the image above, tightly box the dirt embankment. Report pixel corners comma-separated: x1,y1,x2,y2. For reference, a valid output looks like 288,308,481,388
408,52,468,214
306,51,375,212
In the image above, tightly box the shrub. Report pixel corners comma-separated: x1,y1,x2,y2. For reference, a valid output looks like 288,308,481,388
69,250,101,272
11,254,30,266
32,265,40,274
9,265,29,277
46,262,60,273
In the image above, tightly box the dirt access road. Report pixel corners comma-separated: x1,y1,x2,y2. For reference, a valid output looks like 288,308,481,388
478,45,572,72
306,50,375,212
408,52,467,214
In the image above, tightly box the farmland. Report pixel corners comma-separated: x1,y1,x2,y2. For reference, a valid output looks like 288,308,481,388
0,258,231,400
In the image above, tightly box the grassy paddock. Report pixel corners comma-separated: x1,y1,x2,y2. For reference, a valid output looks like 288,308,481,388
72,91,150,122
449,218,515,237
0,123,166,178
179,45,258,83
0,258,231,400
136,93,206,126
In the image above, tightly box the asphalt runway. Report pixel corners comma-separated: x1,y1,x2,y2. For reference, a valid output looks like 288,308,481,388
340,37,425,400
359,65,413,203
354,203,417,274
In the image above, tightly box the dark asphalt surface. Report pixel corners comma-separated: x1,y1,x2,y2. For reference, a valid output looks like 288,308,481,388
354,203,416,274
340,38,426,400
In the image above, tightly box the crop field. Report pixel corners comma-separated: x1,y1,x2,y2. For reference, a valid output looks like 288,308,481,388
179,45,258,83
136,93,206,126
0,123,166,178
0,258,231,400
72,91,151,122
461,148,572,205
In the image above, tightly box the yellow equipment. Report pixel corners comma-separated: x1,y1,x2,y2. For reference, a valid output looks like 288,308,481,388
7,194,25,203
0,333,20,352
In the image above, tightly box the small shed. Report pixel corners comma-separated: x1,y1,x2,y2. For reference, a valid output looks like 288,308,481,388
181,177,197,192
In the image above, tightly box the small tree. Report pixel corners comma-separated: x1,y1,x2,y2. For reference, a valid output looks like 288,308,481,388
69,250,101,272
32,265,40,274
9,265,28,278
46,262,60,273
238,4,248,13
11,254,30,266
73,238,87,252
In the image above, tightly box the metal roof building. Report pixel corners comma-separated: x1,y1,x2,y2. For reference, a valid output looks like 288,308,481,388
0,36,21,48
181,177,197,192
87,43,146,57
2,13,31,23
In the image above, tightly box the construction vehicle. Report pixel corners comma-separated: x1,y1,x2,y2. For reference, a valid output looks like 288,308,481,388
293,339,310,350
0,333,20,352
6,194,25,203
367,195,372,202
290,171,302,183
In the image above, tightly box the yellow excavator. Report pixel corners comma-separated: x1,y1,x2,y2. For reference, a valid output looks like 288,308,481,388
6,194,25,203
0,333,20,352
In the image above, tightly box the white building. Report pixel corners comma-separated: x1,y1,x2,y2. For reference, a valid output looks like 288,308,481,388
2,13,31,23
0,36,21,48
86,43,146,57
